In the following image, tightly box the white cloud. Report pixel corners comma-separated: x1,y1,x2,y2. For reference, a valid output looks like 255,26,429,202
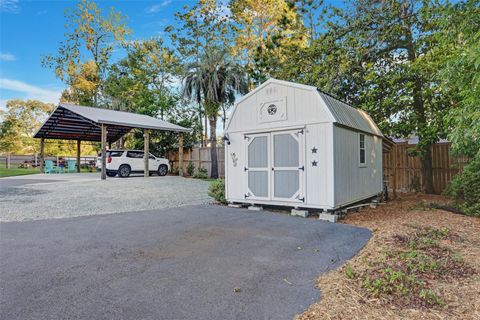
0,0,19,13
0,78,62,106
146,0,172,13
0,52,16,61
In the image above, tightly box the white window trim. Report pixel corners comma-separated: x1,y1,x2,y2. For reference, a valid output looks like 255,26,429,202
359,133,367,167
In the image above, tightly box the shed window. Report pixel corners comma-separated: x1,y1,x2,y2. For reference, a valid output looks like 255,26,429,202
359,134,366,166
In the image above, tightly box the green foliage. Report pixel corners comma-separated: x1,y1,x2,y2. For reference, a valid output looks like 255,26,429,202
344,265,356,279
208,178,226,204
431,0,480,158
0,100,52,154
186,162,195,176
170,166,179,176
192,167,208,179
42,0,130,106
182,47,248,178
445,155,480,216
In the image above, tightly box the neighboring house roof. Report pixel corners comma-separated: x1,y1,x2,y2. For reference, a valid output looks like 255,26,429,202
317,91,382,136
34,104,190,142
393,136,449,144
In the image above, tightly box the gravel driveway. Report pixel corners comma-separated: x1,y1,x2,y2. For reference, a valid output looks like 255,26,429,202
0,173,211,222
0,205,371,320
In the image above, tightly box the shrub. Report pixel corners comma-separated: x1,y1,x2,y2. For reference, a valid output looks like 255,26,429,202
170,166,179,175
186,162,195,176
192,167,208,179
444,155,480,216
208,179,226,204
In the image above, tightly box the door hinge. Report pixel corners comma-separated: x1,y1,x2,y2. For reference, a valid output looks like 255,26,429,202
297,129,304,134
298,166,304,171
271,167,274,171
244,193,250,199
297,196,305,202
244,167,248,171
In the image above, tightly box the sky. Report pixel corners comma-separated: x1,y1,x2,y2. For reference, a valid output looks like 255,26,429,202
0,0,194,112
0,0,338,115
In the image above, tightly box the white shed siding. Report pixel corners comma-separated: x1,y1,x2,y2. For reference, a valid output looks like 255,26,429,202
333,125,383,207
304,123,335,208
226,82,331,134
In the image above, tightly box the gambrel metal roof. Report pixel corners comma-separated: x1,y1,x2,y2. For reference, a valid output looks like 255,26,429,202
317,91,382,136
225,78,382,136
34,104,190,142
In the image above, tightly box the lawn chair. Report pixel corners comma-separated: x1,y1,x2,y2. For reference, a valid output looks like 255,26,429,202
67,160,76,173
44,160,57,174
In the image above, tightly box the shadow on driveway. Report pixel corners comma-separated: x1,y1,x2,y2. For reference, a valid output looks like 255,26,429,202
0,205,371,320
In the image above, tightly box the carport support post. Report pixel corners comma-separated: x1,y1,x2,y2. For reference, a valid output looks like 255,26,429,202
76,140,81,173
101,124,107,180
144,129,149,177
178,132,184,177
39,138,45,172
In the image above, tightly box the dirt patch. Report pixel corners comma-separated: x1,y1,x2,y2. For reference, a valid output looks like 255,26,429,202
297,193,480,320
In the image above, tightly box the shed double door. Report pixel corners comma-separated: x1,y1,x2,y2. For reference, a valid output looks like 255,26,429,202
245,130,304,203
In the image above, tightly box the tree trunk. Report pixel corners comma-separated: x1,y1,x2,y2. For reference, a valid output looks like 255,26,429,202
421,145,435,194
209,117,218,179
204,115,209,147
403,14,434,194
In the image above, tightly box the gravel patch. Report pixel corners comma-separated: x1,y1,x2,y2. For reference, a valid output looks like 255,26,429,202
0,175,211,222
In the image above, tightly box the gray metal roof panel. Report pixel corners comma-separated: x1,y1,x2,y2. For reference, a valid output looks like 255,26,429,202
317,92,382,136
60,104,191,132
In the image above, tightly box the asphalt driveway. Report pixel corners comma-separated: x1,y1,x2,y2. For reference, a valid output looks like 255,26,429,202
0,205,371,320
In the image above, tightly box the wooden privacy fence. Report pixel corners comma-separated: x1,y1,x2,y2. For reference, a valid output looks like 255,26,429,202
383,142,469,194
167,147,225,178
170,142,467,194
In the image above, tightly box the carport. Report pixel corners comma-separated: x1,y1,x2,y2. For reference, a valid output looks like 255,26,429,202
34,103,190,179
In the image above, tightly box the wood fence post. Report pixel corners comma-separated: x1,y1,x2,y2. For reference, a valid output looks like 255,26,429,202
393,145,397,199
6,154,10,169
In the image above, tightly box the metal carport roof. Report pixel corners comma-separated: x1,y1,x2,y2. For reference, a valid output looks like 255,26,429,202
34,104,190,143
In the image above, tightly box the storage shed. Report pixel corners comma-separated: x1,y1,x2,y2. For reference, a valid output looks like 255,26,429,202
224,78,383,211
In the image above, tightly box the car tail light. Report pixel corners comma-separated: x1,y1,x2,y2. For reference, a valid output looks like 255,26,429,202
107,157,112,164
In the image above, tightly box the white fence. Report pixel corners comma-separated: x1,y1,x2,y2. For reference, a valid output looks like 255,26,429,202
0,154,97,168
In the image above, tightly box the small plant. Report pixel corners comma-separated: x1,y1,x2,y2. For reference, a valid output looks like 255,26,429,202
170,166,179,175
444,156,480,217
419,289,444,306
208,179,226,204
186,162,195,176
193,167,208,179
345,265,356,279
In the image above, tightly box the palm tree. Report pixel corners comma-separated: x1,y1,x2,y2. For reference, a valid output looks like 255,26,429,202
183,48,248,178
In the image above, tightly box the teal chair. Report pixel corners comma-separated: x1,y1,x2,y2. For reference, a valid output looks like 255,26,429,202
44,160,57,174
67,160,76,173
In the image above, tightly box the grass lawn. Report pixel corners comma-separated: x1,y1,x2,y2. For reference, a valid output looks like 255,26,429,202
298,194,480,320
0,167,41,178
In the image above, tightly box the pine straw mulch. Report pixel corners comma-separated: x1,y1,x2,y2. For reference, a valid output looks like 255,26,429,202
297,193,480,320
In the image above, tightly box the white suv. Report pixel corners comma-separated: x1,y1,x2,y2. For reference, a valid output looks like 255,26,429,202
96,150,170,178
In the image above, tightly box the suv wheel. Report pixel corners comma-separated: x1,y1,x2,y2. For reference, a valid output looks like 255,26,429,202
118,164,131,178
158,164,168,176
